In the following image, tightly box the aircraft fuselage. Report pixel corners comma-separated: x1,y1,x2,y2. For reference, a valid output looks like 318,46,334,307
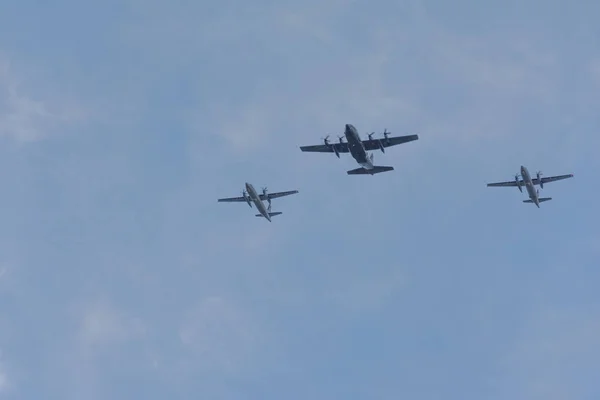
245,182,271,221
520,165,539,208
345,124,374,169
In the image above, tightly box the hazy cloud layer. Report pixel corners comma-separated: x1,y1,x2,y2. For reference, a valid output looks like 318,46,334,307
0,1,598,399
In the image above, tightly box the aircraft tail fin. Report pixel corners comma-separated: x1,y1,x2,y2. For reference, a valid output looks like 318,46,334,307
347,165,394,175
255,212,282,217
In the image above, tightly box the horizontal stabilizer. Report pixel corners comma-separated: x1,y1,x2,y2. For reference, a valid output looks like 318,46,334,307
255,212,282,217
347,165,394,175
523,197,552,203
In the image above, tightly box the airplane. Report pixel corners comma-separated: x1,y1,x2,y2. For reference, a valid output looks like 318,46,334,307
299,123,419,175
487,165,574,208
217,182,299,221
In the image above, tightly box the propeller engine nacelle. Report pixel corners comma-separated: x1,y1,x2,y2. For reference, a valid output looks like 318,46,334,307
515,174,522,193
369,132,385,153
242,190,252,207
383,129,391,143
537,171,543,189
323,135,339,158
334,135,346,157
262,187,271,206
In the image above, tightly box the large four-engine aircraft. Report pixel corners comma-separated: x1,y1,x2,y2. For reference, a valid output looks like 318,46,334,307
487,165,573,208
217,182,298,221
299,124,419,175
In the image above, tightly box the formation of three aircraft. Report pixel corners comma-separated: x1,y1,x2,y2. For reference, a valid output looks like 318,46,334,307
218,123,574,221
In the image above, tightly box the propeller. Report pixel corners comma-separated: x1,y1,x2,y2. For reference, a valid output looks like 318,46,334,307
537,171,544,189
322,135,330,145
368,132,375,140
383,129,391,140
337,135,345,144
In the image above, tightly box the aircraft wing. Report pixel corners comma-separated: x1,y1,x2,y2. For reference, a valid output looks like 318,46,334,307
487,180,520,187
260,190,299,200
217,196,248,202
362,134,419,151
532,174,574,185
487,173,574,188
299,142,349,153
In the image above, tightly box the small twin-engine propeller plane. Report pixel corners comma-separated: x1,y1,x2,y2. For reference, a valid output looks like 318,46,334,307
299,123,419,175
217,182,298,222
487,165,574,208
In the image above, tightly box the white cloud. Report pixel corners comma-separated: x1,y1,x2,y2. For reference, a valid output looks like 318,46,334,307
183,5,563,156
0,57,87,143
77,300,145,351
185,36,422,156
120,0,564,164
0,353,8,393
327,268,407,312
0,371,6,393
0,265,14,296
179,296,262,375
398,33,561,144
431,33,556,99
55,301,149,400
201,101,276,153
1,3,595,399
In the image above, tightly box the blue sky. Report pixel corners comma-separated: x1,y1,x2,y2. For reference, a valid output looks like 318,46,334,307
0,0,599,399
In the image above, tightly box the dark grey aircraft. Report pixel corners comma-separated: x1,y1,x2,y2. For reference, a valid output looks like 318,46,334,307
218,182,298,221
487,165,574,208
299,124,419,175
